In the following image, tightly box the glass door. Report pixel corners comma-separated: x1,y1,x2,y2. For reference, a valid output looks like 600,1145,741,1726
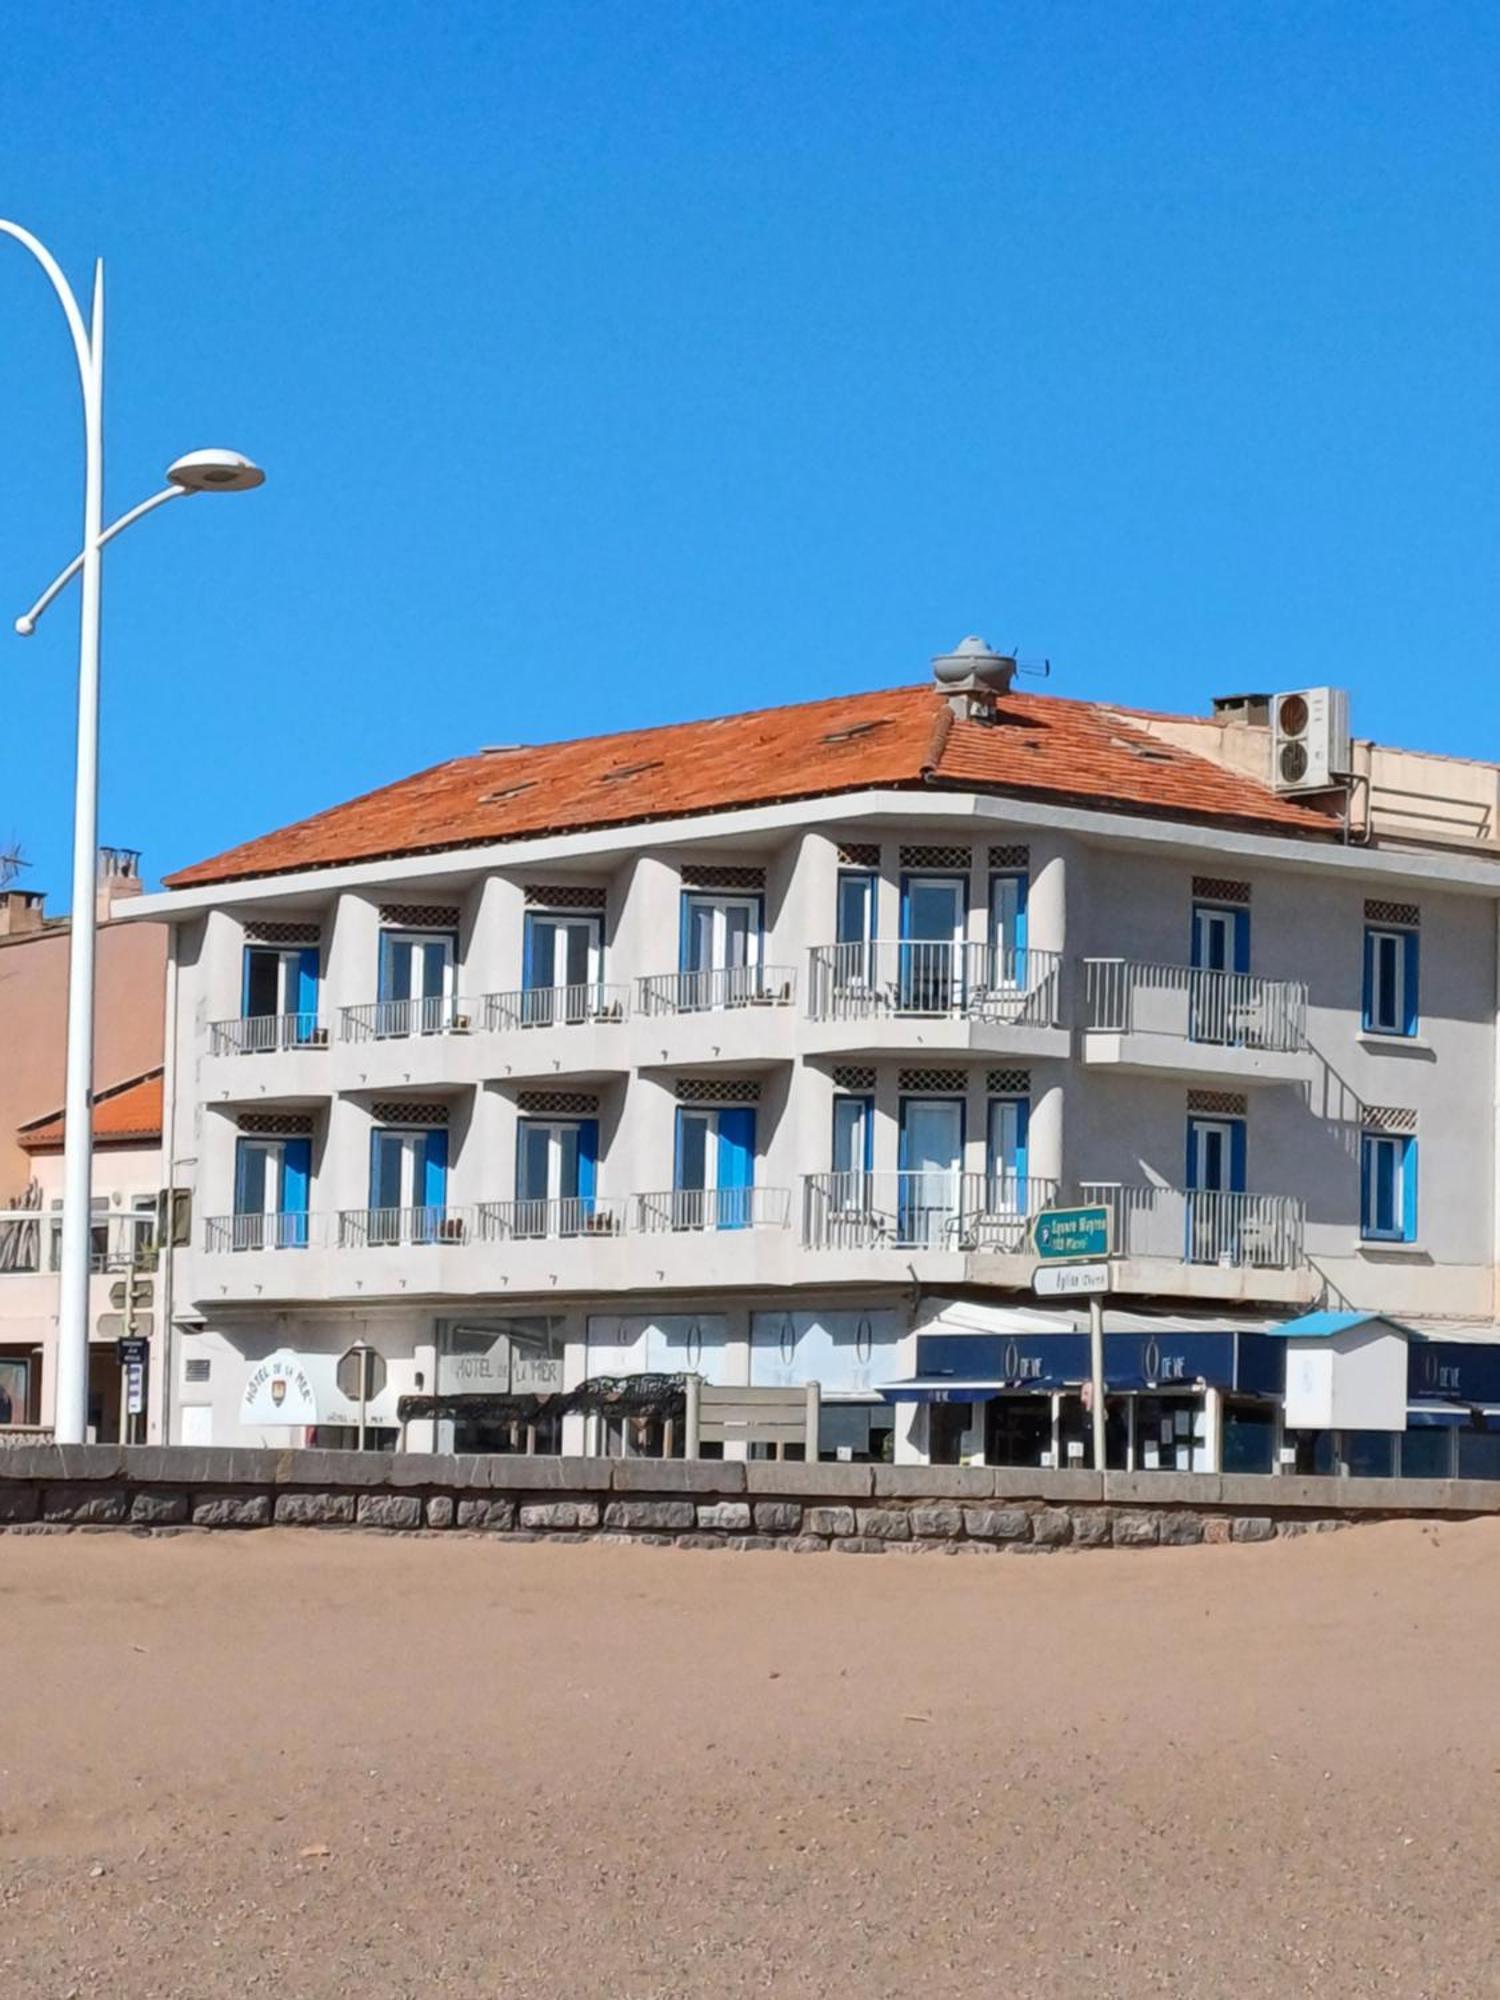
898,1098,962,1246
515,1118,596,1235
234,1136,310,1250
1189,903,1246,1043
1186,1115,1243,1263
899,876,964,1013
369,1127,448,1244
987,873,1028,991
523,914,602,1026
379,931,456,1035
674,1106,755,1229
682,896,761,1008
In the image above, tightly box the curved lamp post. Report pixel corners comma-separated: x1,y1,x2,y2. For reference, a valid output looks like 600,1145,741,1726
1,218,263,1444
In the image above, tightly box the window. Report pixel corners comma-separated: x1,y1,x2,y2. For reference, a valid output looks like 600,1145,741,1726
1190,902,1249,975
898,875,965,1013
1185,1115,1246,1263
679,894,762,1005
1363,926,1419,1037
242,944,320,1036
369,1126,448,1242
515,1117,598,1235
49,1196,110,1273
233,1136,310,1250
522,912,602,1024
1361,1131,1417,1242
986,1096,1029,1212
988,873,1029,986
835,871,876,988
377,931,457,1034
673,1105,755,1229
831,1095,874,1195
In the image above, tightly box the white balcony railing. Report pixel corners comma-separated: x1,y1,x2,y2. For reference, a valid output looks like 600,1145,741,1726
806,942,1063,1026
337,1205,472,1248
205,1211,322,1253
1079,1182,1306,1270
0,1208,158,1276
477,1195,629,1241
484,983,630,1031
634,1186,792,1233
803,1172,1059,1252
637,964,797,1017
1082,960,1308,1054
208,1013,328,1056
340,996,480,1041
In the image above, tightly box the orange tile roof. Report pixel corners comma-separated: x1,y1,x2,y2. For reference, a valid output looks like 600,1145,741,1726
18,1070,163,1152
164,683,1337,889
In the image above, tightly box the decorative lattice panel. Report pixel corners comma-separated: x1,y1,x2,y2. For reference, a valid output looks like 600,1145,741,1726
833,1066,876,1092
243,921,321,946
371,1101,449,1126
1366,899,1419,928
988,844,1030,870
679,864,766,891
1362,1104,1418,1134
837,843,880,869
517,1091,599,1116
899,845,972,872
1187,1090,1248,1117
675,1077,762,1103
379,904,459,930
899,1068,966,1093
237,1112,315,1136
522,883,606,910
987,1069,1030,1096
1192,876,1251,905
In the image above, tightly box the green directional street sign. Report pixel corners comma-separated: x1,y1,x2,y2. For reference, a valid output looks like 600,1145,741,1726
1032,1204,1113,1263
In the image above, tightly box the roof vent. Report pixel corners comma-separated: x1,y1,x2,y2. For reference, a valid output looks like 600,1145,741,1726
931,635,1017,721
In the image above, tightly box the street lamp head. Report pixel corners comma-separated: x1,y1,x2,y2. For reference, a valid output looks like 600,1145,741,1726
166,449,265,494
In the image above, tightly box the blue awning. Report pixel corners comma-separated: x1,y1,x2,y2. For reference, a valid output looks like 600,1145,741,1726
1407,1402,1468,1428
877,1379,1009,1405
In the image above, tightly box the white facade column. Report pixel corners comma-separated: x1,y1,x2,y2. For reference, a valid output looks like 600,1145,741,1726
325,891,381,1027
1030,1077,1065,1205
470,872,523,1004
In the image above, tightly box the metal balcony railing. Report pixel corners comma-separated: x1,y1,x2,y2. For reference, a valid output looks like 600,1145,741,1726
1082,960,1308,1054
637,964,797,1017
484,982,630,1031
477,1195,629,1241
337,1205,472,1248
0,1207,158,1276
634,1186,792,1233
205,1211,320,1253
802,1171,1060,1252
1079,1182,1306,1270
340,996,480,1041
806,942,1063,1026
208,1013,328,1056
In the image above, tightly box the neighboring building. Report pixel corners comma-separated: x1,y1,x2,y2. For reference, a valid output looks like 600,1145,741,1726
0,851,166,1437
122,641,1500,1470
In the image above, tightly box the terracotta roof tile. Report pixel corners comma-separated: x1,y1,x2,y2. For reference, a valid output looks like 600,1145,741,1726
19,1071,163,1152
164,684,1334,889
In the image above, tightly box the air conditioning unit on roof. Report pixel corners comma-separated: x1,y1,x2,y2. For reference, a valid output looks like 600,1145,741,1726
1271,687,1350,793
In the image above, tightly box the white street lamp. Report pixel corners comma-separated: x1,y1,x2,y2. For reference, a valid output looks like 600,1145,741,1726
1,218,263,1445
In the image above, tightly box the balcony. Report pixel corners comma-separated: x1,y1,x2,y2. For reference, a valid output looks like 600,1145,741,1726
341,997,480,1041
1079,1181,1313,1304
338,1204,472,1248
638,964,797,1017
484,983,630,1031
205,1212,317,1253
477,1195,630,1241
803,1171,1059,1255
1081,960,1311,1086
635,1186,792,1233
804,943,1068,1060
208,1012,328,1056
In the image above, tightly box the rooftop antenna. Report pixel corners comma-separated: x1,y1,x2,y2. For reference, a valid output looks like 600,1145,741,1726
0,840,25,890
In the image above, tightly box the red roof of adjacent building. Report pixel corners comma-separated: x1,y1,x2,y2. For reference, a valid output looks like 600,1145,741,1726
18,1070,163,1152
164,683,1337,889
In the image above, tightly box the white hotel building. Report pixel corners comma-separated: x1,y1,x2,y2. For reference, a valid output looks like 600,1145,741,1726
125,642,1500,1473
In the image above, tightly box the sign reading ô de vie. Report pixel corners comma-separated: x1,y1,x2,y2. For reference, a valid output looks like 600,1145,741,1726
1032,1205,1113,1264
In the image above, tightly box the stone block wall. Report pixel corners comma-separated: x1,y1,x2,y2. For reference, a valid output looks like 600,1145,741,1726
0,1446,1497,1552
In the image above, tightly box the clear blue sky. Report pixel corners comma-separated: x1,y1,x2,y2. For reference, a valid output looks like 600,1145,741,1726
3,2,1498,902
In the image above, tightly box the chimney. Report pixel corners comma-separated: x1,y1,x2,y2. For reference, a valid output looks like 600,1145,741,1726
931,635,1017,721
97,846,142,922
0,889,45,938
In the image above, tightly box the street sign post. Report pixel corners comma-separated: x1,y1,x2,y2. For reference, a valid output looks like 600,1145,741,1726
1032,1205,1114,1471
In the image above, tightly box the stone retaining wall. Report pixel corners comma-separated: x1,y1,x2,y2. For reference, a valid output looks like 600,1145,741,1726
0,1446,1497,1552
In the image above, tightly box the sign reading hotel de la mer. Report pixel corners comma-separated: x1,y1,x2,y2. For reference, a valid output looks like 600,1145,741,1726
241,1350,319,1426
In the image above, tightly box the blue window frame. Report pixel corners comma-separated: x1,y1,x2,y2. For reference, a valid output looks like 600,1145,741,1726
369,1126,448,1241
989,873,1029,983
674,1105,756,1229
986,1096,1030,1209
1363,926,1419,1037
242,945,320,1039
832,1095,874,1178
1186,1115,1247,1194
515,1116,598,1231
1361,1132,1417,1242
1190,902,1250,975
836,872,876,947
233,1135,310,1249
